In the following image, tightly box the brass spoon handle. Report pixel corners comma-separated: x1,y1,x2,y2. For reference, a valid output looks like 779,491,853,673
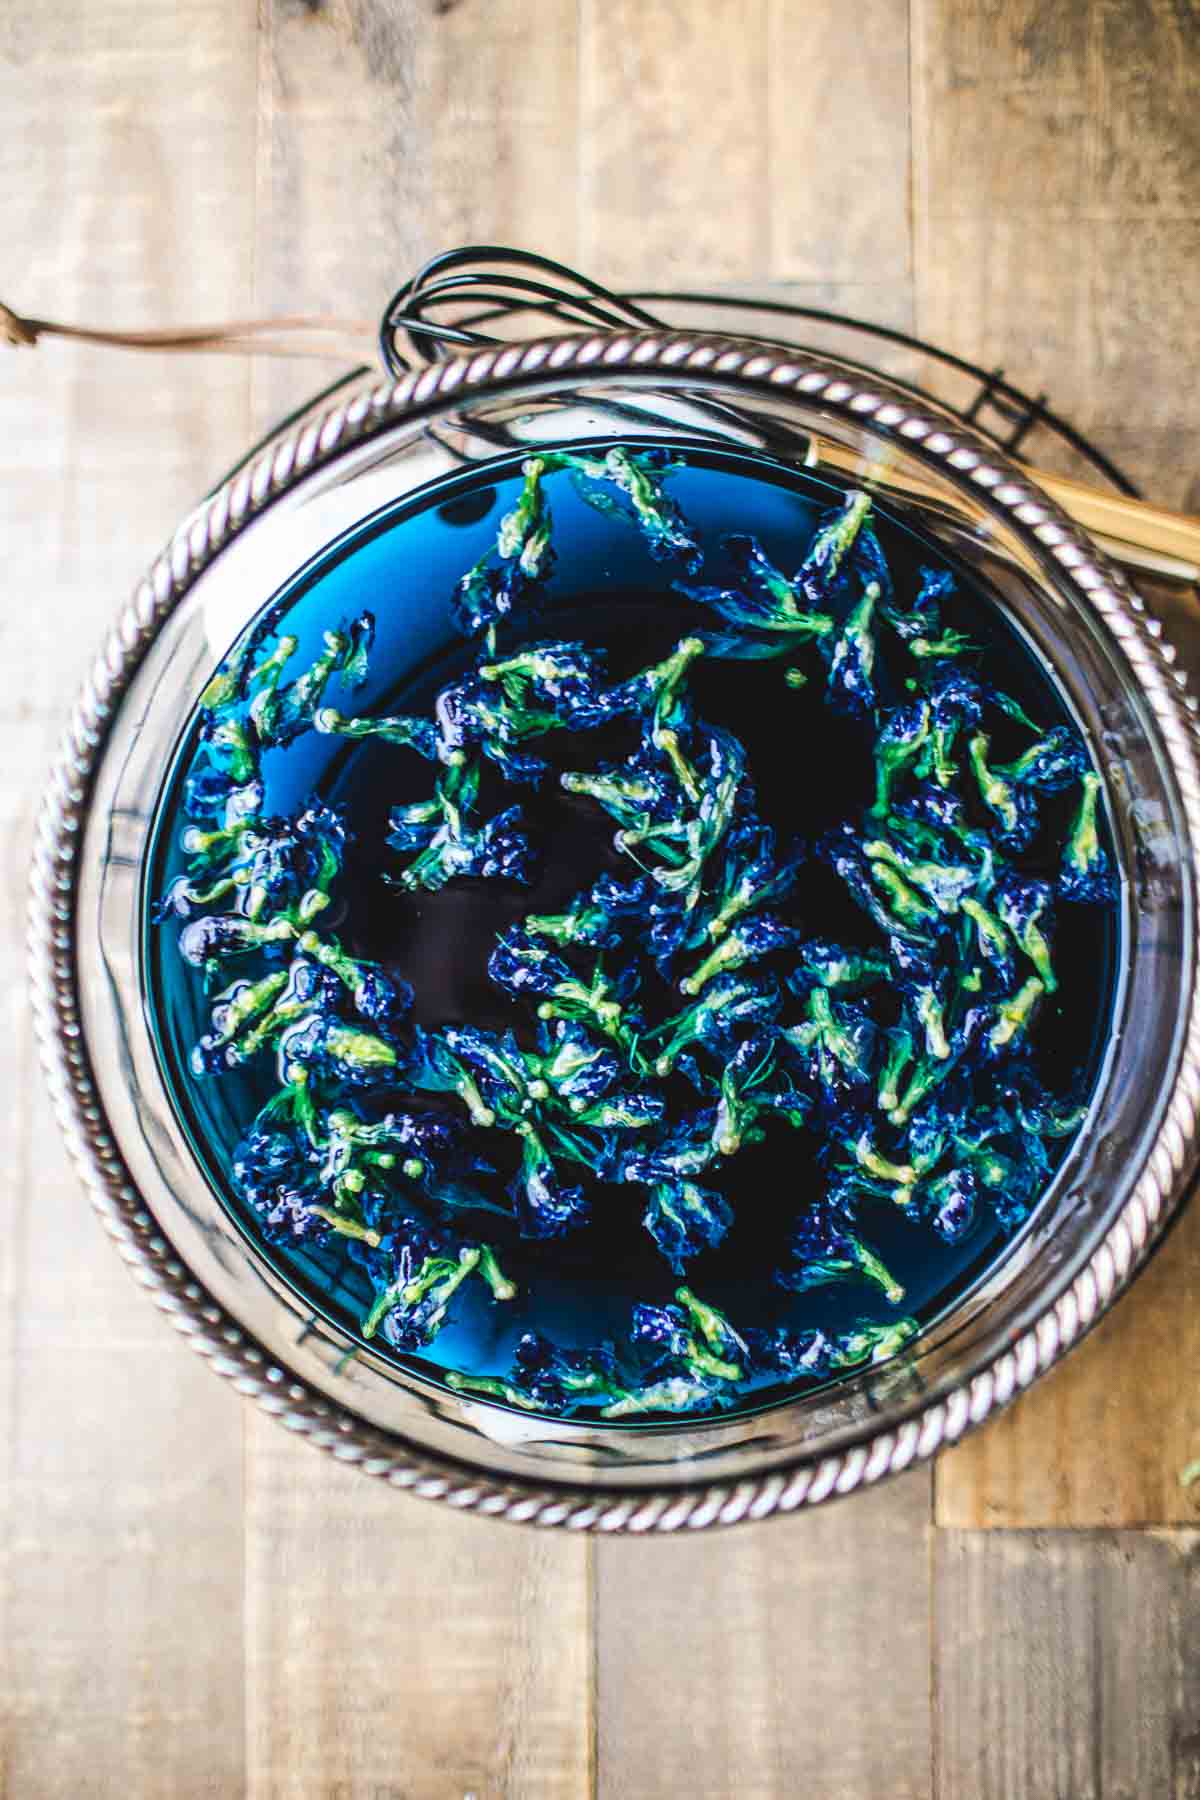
1029,468,1200,585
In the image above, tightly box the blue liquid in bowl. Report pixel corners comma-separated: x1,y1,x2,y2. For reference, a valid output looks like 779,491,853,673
144,443,1117,1421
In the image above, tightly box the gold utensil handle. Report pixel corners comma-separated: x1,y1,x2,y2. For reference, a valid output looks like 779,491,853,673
1030,468,1200,585
810,436,1200,586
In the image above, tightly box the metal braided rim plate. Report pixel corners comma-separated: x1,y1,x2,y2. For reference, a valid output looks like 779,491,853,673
29,331,1200,1532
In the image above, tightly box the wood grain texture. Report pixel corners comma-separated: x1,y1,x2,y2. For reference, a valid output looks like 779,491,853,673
248,12,595,1800
580,0,771,285
595,1470,933,1800
915,0,1200,1529
912,0,1200,505
937,1200,1200,1529
934,1529,1200,1800
254,0,580,426
768,0,911,286
244,1411,592,1800
0,3,258,1795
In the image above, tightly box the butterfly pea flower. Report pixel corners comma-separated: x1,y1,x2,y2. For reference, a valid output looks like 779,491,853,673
680,913,800,997
821,826,939,948
885,1048,960,1128
924,1167,978,1242
789,940,890,996
232,1112,328,1245
452,558,531,647
880,562,955,644
910,629,974,659
525,872,652,952
489,929,636,1048
842,1129,937,1207
220,955,344,1063
561,748,680,841
572,1089,666,1133
641,1178,734,1272
177,910,301,973
633,1286,747,1382
709,1032,798,1157
561,446,702,571
275,1012,400,1088
447,1331,628,1414
988,976,1045,1053
387,761,533,891
198,632,259,716
823,575,881,717
741,1324,837,1381
442,671,563,784
367,1242,517,1348
232,1084,433,1250
184,768,262,830
959,896,1016,992
509,1122,590,1238
496,457,554,574
914,665,981,787
968,733,1037,849
646,728,747,898
478,639,607,729
828,1316,919,1369
863,834,977,916
1060,771,1116,903
629,1300,738,1385
619,1109,727,1190
208,803,346,923
681,535,837,644
786,985,875,1084
904,976,952,1061
997,724,1087,793
799,489,876,604
781,1202,905,1305
453,461,554,645
257,613,375,748
190,969,290,1074
407,1027,500,1129
527,1018,622,1114
439,1023,543,1124
876,1026,914,1117
648,973,781,1078
318,1106,451,1195
313,707,439,759
872,702,931,814
993,875,1057,991
700,819,802,944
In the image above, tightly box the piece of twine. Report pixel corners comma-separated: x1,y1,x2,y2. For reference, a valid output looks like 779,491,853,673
0,299,373,363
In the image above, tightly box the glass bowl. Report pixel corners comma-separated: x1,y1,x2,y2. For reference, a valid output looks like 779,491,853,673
31,331,1200,1531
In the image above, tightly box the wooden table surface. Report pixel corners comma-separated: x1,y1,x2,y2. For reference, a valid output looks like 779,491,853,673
3,3,1199,1795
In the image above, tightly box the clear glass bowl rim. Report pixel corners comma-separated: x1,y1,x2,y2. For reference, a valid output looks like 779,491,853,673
30,327,1200,1532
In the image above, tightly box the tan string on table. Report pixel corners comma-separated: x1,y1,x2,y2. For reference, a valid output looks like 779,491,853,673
0,299,373,363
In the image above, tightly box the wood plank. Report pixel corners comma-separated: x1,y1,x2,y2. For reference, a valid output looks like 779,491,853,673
582,12,930,1796
596,1469,933,1800
937,1198,1200,1529
914,0,1200,1528
244,1410,592,1800
912,0,1200,506
248,12,595,1799
767,0,912,288
253,0,580,428
934,1528,1200,1799
579,0,772,286
0,3,258,1793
